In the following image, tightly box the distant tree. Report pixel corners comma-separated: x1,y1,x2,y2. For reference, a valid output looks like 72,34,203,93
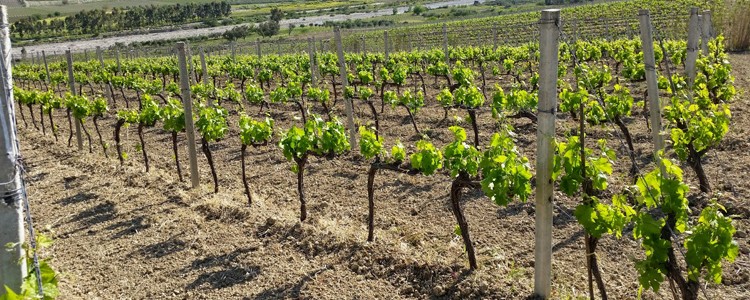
258,20,280,37
287,23,295,35
222,25,251,41
411,5,428,15
270,8,284,22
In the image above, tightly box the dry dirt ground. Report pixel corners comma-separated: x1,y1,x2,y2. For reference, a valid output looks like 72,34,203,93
15,53,750,299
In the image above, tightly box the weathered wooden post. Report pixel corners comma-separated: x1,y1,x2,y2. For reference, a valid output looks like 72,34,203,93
686,7,700,98
65,50,83,151
534,9,560,299
176,42,200,189
0,6,28,294
334,27,358,150
639,10,665,173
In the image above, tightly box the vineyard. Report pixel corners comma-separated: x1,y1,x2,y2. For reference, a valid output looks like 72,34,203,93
5,3,750,300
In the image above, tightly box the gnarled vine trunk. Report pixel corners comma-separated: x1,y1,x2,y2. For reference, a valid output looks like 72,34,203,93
93,116,107,158
201,138,219,193
138,124,149,172
450,173,481,270
614,116,637,177
467,109,479,148
28,104,38,130
66,109,73,147
295,155,308,222
687,147,710,193
40,106,46,135
79,119,93,153
114,119,126,165
402,105,420,135
48,110,57,141
18,103,27,128
367,164,377,242
172,131,182,181
241,144,252,206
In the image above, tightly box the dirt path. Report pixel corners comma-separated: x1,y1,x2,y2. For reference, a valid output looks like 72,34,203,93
15,53,750,299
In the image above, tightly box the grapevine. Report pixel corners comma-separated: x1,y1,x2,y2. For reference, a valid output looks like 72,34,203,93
196,104,229,193
238,114,274,205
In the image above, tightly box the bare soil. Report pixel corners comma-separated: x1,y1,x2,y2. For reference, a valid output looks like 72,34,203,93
16,52,750,299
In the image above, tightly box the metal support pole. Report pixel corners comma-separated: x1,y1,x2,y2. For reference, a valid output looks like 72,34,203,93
0,6,28,294
534,9,560,299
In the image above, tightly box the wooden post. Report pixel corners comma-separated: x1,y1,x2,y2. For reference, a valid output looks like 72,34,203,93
84,49,88,61
176,42,200,189
442,24,449,66
65,50,83,151
534,9,560,299
230,41,236,62
384,30,390,62
334,27,358,150
199,47,209,88
701,10,712,56
96,47,114,105
703,10,713,39
0,6,28,294
408,32,413,52
42,50,51,86
256,38,261,58
186,46,194,85
686,7,700,97
115,49,121,74
308,38,317,88
639,10,665,172
492,24,498,51
361,36,366,54
603,17,611,40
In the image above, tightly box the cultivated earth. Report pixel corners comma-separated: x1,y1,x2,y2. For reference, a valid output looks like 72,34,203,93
18,52,750,299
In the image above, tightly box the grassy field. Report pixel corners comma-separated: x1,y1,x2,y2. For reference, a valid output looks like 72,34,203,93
10,0,221,21
9,0,409,21
131,0,629,52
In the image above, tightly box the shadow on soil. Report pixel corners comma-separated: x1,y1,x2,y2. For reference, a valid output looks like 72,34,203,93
106,215,151,239
136,234,187,259
249,266,331,299
57,191,98,206
184,247,262,290
255,222,519,298
69,200,116,227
